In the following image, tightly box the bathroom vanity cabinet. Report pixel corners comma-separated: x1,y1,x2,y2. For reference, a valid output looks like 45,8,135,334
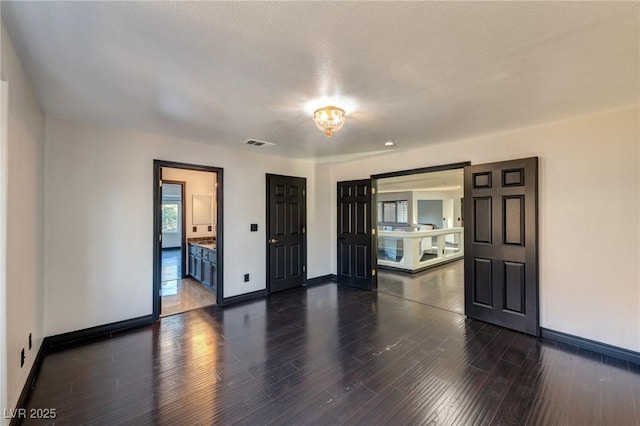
188,242,217,292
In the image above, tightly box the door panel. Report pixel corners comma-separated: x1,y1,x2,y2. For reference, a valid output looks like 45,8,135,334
337,179,376,290
464,157,539,335
473,197,492,243
504,261,525,313
503,196,524,245
473,258,493,306
267,174,306,293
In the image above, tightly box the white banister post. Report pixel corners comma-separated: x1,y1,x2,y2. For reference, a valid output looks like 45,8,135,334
437,233,446,259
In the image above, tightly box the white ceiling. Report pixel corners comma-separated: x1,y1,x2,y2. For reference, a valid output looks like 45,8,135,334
2,2,638,161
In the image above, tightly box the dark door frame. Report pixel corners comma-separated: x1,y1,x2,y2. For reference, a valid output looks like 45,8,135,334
371,162,472,181
265,173,307,294
160,180,187,279
153,160,224,320
335,163,470,292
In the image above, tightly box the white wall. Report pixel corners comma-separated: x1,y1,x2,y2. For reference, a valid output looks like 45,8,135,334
162,167,216,240
44,117,333,336
413,189,463,228
1,24,45,418
307,162,333,281
330,105,640,352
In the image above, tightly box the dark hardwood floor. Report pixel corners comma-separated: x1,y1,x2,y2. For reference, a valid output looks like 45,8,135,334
378,260,464,314
23,283,639,425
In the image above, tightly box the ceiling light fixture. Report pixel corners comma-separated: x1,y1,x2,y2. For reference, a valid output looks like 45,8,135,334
385,141,395,147
313,105,346,138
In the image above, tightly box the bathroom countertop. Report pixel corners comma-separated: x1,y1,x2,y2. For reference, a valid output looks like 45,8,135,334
189,241,216,250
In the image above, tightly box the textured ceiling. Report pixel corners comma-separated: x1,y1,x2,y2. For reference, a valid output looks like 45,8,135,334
2,2,638,161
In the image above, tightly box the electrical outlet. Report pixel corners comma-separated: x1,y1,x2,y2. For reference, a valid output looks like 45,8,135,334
244,274,250,282
208,225,212,232
29,333,32,350
192,226,197,232
20,349,25,367
250,224,258,232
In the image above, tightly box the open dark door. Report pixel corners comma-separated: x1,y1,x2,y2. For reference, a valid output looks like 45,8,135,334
266,174,307,293
337,179,377,290
464,157,539,335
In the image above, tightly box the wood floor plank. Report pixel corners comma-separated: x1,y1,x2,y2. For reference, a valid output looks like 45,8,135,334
525,344,577,425
491,357,542,426
416,365,489,425
562,348,602,425
343,385,410,425
303,383,377,425
232,354,364,424
600,355,637,426
470,328,518,372
501,332,538,367
452,358,522,425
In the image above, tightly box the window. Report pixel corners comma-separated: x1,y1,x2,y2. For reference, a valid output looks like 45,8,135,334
162,203,179,232
383,202,397,222
379,200,408,223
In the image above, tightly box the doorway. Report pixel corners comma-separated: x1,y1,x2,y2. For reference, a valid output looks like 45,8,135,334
153,160,224,319
161,181,186,282
374,166,465,312
340,159,540,336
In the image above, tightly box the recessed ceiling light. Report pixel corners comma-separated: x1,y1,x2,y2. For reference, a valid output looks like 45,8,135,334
385,141,395,147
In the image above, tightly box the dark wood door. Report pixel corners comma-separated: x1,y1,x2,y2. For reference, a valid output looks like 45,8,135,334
337,179,377,290
266,174,306,293
464,157,539,335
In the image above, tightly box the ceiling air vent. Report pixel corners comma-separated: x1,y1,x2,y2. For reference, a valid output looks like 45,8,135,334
244,139,276,147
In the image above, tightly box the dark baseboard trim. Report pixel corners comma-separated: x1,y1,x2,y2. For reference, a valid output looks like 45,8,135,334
305,274,337,286
9,341,48,426
221,290,267,306
45,314,155,352
541,328,640,365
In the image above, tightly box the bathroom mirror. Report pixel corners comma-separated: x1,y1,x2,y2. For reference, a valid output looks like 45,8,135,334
192,194,213,225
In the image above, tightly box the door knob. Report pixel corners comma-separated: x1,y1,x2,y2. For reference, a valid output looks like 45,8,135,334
269,238,278,244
